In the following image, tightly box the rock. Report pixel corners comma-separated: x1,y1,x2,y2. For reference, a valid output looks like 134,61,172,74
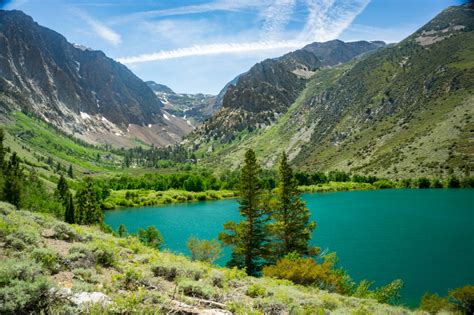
71,292,112,307
41,228,56,238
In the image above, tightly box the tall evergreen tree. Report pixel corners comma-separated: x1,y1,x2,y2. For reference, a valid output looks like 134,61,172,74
64,193,75,224
219,149,270,276
0,128,5,170
270,152,317,260
56,175,69,202
68,164,74,178
75,178,103,225
117,224,128,237
3,152,23,207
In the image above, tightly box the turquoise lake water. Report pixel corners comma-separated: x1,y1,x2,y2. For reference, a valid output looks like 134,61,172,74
104,189,474,307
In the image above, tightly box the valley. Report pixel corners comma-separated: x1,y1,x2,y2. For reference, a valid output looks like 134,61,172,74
0,2,473,314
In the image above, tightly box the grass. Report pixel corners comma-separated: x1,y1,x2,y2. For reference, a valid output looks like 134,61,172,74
0,201,420,314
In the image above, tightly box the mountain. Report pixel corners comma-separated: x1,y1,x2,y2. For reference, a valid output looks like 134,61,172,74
146,81,217,127
187,4,474,178
0,10,192,148
190,40,385,144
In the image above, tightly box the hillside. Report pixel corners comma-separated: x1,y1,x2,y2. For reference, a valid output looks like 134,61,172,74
0,10,192,148
189,40,384,144
0,201,417,314
188,4,474,179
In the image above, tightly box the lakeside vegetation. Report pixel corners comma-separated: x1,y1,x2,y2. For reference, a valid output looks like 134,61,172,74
0,127,473,313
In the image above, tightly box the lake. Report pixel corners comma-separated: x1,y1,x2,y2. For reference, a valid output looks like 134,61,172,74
104,189,474,307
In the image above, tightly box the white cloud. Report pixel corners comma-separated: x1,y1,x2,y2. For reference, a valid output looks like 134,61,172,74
110,0,273,25
299,0,370,42
117,41,302,64
75,10,122,45
117,0,371,64
260,0,296,40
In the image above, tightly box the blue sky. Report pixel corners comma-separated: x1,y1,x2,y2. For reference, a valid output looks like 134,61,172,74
2,0,466,94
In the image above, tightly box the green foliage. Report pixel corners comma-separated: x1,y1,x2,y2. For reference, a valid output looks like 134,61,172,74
448,177,461,188
137,226,163,249
186,237,222,263
373,180,396,189
219,149,270,276
263,254,348,294
353,279,404,304
449,285,474,314
246,283,267,298
419,293,451,314
75,177,104,225
92,244,116,268
32,248,61,274
417,177,431,189
117,224,128,237
178,279,215,299
270,152,317,261
0,258,54,314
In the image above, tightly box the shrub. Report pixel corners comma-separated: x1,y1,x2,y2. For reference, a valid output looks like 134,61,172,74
449,285,474,314
246,283,267,298
417,178,431,189
137,226,163,250
178,279,215,299
419,293,451,313
5,227,39,250
0,259,54,313
431,179,444,188
263,254,347,293
32,248,61,274
448,177,461,188
92,244,116,268
121,268,143,290
373,180,396,189
51,221,77,241
353,279,403,304
186,237,222,263
151,264,178,281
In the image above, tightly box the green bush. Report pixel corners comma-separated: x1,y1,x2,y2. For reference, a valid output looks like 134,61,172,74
373,180,396,189
419,293,451,314
0,258,54,313
137,226,163,250
449,285,474,314
263,254,347,293
178,279,215,299
246,283,267,298
92,244,116,268
32,248,61,274
186,237,222,263
5,227,39,250
417,177,431,189
151,264,178,281
448,177,461,188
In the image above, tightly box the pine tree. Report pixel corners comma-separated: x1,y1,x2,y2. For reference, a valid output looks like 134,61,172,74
64,193,75,224
75,178,103,225
219,149,270,276
270,152,317,260
68,164,74,178
56,175,69,202
3,152,23,207
0,128,5,170
118,224,128,237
